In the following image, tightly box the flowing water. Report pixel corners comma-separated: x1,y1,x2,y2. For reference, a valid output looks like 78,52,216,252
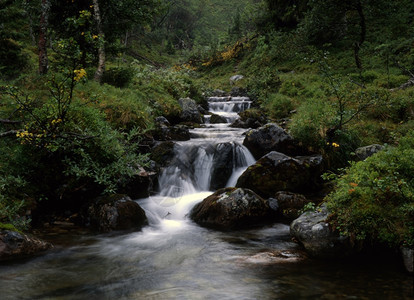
0,96,412,300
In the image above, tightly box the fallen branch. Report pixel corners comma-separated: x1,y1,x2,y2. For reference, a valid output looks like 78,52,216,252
0,119,22,125
0,130,19,138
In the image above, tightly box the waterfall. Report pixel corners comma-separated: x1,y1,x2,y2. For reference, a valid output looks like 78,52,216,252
152,94,255,221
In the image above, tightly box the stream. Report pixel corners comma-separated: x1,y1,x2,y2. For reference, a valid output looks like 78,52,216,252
0,96,412,299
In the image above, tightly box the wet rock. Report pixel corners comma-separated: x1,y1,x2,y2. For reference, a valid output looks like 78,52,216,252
236,151,324,198
0,230,52,261
230,109,266,129
274,191,311,222
150,124,191,141
190,187,275,230
88,194,147,232
243,123,305,159
230,75,244,84
150,141,175,167
401,247,413,273
210,143,234,190
211,89,227,97
119,166,158,199
355,144,384,161
155,116,170,126
230,87,248,97
209,113,228,124
178,97,203,124
290,205,358,258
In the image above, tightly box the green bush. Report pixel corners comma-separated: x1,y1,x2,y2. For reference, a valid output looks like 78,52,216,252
101,67,135,88
264,93,294,119
289,98,335,150
325,135,414,248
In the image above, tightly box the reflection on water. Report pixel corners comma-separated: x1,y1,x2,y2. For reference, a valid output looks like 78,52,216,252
0,211,412,300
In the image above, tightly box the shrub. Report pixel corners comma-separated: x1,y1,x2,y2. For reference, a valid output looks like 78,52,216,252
264,93,294,119
101,67,135,88
325,135,414,248
289,98,335,150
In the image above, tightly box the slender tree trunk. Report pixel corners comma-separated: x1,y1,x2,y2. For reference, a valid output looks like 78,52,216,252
353,0,366,71
38,0,50,75
92,0,105,83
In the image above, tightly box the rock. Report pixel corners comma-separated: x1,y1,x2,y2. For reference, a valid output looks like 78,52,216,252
211,89,227,97
88,194,148,232
155,116,170,126
150,141,176,167
209,113,228,124
401,247,413,274
274,191,311,222
0,230,52,261
355,144,384,161
230,109,267,129
230,87,248,97
236,151,324,198
197,105,208,115
243,123,305,159
119,166,158,199
190,187,275,230
210,143,234,190
178,97,203,124
290,205,358,258
230,75,244,84
151,124,191,141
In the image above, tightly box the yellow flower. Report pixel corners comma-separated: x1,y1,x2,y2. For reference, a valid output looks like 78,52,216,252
332,142,340,148
74,69,87,81
81,32,85,36
93,35,98,39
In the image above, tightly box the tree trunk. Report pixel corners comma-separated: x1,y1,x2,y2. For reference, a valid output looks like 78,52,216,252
92,0,105,83
353,0,366,71
38,0,50,75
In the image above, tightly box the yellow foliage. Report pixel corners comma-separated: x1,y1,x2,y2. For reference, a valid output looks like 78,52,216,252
74,69,87,81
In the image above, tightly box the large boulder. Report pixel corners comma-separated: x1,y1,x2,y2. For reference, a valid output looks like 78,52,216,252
150,141,176,167
87,194,148,232
178,98,203,124
190,187,275,230
0,230,52,261
274,191,312,222
401,247,413,274
243,123,305,159
290,205,359,258
209,143,235,190
230,109,267,129
236,151,324,198
119,166,158,199
355,144,384,161
151,124,191,141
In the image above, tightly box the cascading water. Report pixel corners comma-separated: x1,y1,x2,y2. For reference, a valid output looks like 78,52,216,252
150,95,255,222
0,94,409,300
143,95,255,226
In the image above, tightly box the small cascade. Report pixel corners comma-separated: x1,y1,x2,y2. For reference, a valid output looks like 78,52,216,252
155,93,255,215
208,96,252,123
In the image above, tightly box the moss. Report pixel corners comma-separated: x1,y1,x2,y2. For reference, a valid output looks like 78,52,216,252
0,223,20,233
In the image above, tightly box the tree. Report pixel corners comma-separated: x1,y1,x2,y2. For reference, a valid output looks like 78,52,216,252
259,0,309,30
92,0,105,82
0,0,29,78
38,0,50,74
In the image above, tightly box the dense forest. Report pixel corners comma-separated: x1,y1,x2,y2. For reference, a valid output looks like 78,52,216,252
1,0,413,269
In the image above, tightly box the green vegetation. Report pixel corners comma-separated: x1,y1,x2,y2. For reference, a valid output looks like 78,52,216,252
0,0,413,253
325,134,414,248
